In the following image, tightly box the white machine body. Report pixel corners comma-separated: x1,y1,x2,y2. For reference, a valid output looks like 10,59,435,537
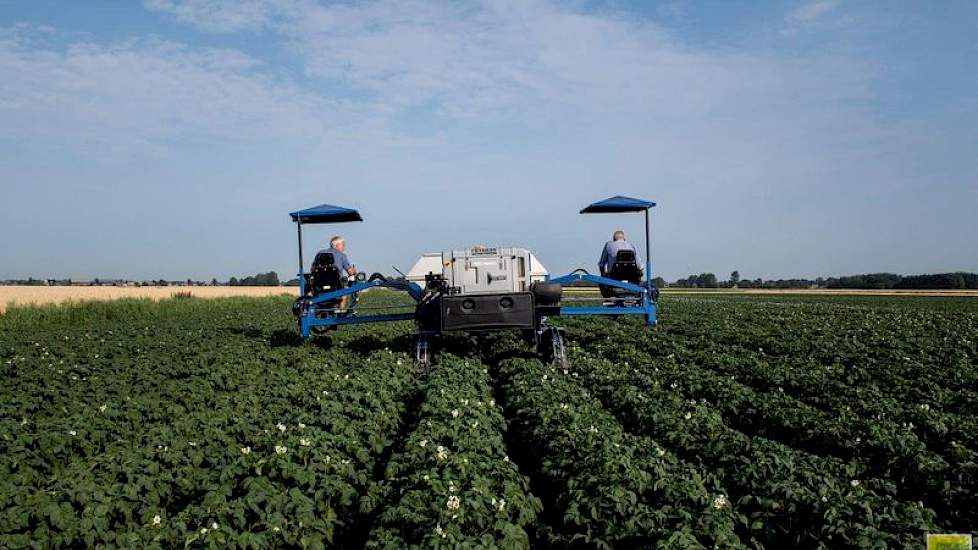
443,247,533,294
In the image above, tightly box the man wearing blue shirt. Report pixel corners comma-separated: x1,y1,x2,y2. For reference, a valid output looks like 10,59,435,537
599,230,641,276
319,236,358,309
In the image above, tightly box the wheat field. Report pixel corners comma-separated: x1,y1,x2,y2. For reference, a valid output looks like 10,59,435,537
0,286,295,313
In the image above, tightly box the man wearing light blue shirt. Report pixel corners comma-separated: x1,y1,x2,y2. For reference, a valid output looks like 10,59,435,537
598,230,641,276
318,236,358,309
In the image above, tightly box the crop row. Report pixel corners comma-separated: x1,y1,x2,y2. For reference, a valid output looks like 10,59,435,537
666,337,978,454
568,349,937,549
576,335,978,532
365,354,541,548
564,313,978,470
660,299,978,416
494,355,746,549
0,298,417,549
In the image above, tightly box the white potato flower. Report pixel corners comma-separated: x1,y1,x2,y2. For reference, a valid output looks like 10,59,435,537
275,445,288,455
446,496,461,510
152,515,162,526
277,423,287,432
451,409,460,418
240,446,252,455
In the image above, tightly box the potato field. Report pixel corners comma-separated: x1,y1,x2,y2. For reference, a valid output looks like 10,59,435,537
2,293,976,549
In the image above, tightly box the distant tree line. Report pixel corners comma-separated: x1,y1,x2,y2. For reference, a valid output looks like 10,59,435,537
666,271,978,290
228,272,280,286
7,270,977,290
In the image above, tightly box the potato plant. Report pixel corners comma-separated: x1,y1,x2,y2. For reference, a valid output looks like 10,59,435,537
0,298,416,549
2,293,976,547
366,354,541,549
495,356,747,549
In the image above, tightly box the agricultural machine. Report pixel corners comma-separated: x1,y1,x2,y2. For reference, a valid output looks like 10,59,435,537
290,196,658,369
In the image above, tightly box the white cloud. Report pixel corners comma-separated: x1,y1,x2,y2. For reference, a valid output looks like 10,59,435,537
148,0,871,127
144,0,278,32
787,0,840,23
5,3,973,279
0,26,405,162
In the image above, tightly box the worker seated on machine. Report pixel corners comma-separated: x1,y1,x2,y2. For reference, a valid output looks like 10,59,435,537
314,236,358,310
598,230,643,298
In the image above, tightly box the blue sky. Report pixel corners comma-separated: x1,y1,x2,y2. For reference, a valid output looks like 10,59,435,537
1,0,976,281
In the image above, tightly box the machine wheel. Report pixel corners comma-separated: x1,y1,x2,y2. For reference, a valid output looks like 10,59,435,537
538,327,569,372
292,297,309,318
413,333,431,375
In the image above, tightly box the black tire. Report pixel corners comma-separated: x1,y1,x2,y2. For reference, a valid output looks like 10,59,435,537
531,282,563,305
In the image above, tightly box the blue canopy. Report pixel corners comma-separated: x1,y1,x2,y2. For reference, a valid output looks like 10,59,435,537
580,195,656,214
289,203,363,224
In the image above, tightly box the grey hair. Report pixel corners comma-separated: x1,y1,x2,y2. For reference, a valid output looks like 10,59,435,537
613,230,625,240
330,236,344,247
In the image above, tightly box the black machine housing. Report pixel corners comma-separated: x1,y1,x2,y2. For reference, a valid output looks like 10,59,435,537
415,273,562,334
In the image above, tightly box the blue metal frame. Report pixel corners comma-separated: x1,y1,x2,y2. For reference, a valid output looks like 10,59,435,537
291,202,424,339
297,275,424,338
549,272,657,326
549,195,658,326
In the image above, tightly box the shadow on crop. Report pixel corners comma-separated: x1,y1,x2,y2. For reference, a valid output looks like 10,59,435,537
345,333,410,355
269,328,306,348
228,326,265,340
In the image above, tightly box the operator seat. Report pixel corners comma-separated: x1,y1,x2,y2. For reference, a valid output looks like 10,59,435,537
310,252,344,297
600,249,643,299
608,249,643,284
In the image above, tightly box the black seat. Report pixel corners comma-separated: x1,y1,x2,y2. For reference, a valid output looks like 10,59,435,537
310,252,344,297
608,249,643,284
600,249,643,300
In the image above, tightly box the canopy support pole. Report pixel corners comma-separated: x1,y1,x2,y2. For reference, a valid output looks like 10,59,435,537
297,222,304,275
644,208,652,291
